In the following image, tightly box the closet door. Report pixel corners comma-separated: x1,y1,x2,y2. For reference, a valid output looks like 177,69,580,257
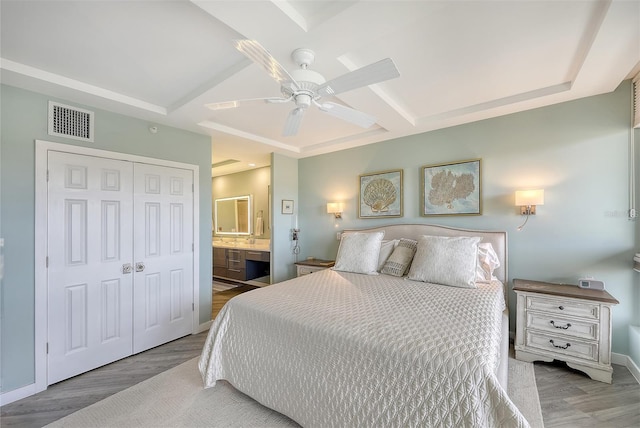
47,152,134,384
132,163,194,353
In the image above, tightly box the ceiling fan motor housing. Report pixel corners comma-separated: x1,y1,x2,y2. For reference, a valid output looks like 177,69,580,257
284,68,326,108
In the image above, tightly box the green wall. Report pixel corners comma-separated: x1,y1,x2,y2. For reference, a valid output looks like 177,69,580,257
298,81,638,363
271,153,299,283
0,84,212,393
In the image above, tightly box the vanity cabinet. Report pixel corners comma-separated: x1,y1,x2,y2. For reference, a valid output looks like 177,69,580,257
226,248,246,280
213,247,269,282
213,247,227,278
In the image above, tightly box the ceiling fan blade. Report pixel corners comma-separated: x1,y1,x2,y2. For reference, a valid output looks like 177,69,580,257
283,107,305,137
317,58,400,97
205,97,288,111
234,39,300,91
318,102,376,128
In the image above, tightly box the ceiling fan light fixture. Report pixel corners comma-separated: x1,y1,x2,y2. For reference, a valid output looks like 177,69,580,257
295,93,312,109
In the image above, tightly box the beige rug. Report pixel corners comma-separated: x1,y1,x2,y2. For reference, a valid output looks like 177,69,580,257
47,356,544,428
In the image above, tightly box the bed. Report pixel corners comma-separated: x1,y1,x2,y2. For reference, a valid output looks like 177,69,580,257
199,224,529,427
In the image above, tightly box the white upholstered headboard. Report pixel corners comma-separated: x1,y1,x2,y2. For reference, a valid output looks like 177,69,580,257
342,223,508,284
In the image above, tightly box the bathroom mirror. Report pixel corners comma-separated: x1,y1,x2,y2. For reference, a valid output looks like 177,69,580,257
214,195,251,235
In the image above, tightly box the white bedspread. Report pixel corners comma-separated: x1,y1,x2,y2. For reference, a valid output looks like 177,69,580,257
199,269,529,428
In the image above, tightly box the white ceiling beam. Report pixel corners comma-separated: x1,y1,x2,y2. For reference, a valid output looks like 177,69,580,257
0,58,167,115
198,120,300,153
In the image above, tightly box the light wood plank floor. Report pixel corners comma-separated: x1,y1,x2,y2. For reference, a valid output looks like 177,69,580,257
534,359,640,427
1,331,209,427
212,284,258,319
2,286,639,427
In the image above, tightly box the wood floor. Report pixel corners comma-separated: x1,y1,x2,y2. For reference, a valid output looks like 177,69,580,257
212,284,258,319
0,331,209,427
2,286,639,427
534,359,640,427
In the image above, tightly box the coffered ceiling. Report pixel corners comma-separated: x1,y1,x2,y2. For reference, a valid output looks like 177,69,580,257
1,1,639,176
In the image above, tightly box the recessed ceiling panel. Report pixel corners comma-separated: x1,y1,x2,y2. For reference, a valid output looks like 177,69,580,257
343,1,600,118
1,0,243,106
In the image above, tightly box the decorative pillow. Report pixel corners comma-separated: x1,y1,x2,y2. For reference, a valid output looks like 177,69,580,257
381,238,418,277
476,242,501,282
377,239,399,271
333,231,385,275
407,235,481,288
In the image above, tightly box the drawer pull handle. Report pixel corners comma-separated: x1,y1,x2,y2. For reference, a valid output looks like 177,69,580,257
549,339,571,350
558,306,564,310
550,320,571,330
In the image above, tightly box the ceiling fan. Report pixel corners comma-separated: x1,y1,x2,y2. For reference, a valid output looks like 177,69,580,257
205,39,400,136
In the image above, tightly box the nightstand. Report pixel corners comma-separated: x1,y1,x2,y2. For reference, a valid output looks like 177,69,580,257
513,278,619,383
295,259,335,277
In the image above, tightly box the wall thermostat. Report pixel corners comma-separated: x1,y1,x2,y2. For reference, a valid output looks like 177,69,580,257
578,278,605,290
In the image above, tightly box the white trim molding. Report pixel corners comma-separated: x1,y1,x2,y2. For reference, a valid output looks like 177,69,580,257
0,383,38,406
197,320,213,334
612,352,640,384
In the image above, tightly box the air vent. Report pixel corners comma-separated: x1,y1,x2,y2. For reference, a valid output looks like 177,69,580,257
634,73,640,128
48,101,94,142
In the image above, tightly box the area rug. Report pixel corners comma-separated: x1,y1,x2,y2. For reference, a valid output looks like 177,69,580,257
46,356,544,427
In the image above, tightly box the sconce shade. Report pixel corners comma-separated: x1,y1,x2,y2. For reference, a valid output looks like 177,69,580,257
634,253,640,272
515,189,544,206
326,202,344,214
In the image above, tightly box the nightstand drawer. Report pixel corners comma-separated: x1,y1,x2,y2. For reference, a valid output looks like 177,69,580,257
527,312,599,340
527,295,599,320
526,331,598,362
297,265,321,276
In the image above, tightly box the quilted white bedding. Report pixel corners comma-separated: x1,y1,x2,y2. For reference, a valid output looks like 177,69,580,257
199,269,529,428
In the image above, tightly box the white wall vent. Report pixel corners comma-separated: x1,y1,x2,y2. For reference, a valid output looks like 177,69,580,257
48,101,95,142
633,73,640,128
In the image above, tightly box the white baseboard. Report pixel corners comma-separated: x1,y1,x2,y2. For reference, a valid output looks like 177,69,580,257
196,320,213,334
0,382,37,406
3,323,214,407
612,352,640,384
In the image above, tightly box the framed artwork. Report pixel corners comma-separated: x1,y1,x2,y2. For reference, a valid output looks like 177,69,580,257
420,159,481,216
281,199,294,214
358,169,403,218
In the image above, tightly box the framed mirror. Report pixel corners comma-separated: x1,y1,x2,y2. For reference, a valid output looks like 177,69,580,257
214,195,252,235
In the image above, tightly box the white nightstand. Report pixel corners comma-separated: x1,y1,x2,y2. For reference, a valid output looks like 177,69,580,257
513,278,619,383
295,259,335,277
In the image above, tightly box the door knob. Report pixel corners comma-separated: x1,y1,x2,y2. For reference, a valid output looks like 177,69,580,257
122,263,133,274
135,262,145,272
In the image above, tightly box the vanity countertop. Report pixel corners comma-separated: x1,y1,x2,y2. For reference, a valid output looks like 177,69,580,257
212,241,270,251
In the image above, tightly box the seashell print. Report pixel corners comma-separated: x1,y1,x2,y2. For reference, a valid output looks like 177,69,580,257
363,178,397,212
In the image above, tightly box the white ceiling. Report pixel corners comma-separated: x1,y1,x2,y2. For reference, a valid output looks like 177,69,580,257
2,0,639,177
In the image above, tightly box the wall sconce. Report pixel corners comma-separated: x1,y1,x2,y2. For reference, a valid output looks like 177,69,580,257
327,202,344,219
634,253,640,273
515,189,544,231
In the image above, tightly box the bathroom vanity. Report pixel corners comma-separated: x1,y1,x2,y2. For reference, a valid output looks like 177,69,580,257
213,242,270,282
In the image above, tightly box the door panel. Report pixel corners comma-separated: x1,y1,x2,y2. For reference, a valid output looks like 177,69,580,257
132,163,193,353
48,151,134,384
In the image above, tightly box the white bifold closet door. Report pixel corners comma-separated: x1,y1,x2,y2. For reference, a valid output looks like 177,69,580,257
47,151,193,385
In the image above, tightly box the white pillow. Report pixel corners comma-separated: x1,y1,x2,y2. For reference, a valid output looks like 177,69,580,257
476,242,501,282
377,239,399,271
333,231,385,275
381,238,418,277
407,235,481,288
